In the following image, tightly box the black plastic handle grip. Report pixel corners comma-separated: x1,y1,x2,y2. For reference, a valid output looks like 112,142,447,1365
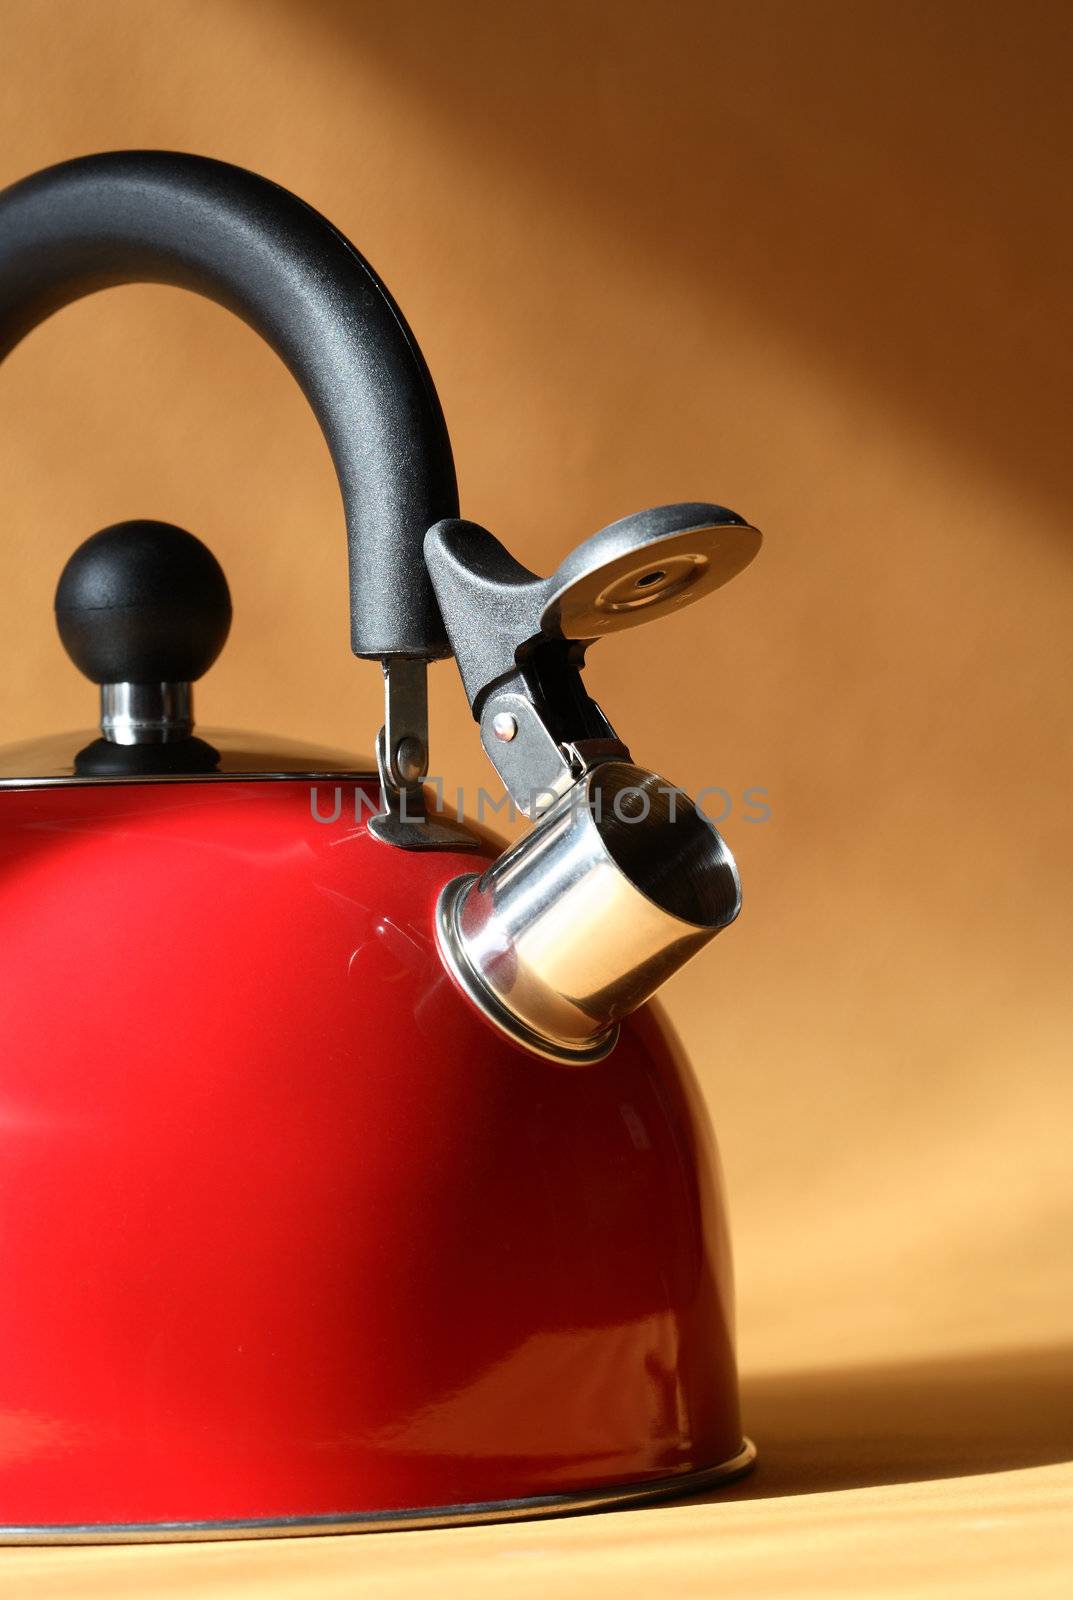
0,151,458,659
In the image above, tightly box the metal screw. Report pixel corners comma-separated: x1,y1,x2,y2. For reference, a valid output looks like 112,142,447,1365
394,736,426,784
492,712,518,743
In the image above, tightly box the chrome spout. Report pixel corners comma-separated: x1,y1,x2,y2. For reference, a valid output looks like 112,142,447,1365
435,763,741,1062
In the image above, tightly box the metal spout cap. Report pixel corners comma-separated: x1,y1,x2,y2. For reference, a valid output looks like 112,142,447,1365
435,763,741,1062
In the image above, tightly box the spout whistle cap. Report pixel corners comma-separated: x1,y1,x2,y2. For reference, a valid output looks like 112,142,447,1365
435,763,742,1062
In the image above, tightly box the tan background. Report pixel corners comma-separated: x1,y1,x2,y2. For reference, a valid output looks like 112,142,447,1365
1,0,1071,1592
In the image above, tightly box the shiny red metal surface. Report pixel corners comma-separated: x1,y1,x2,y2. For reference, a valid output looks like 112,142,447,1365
0,779,740,1528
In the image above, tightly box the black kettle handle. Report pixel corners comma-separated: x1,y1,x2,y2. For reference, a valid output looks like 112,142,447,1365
0,150,458,661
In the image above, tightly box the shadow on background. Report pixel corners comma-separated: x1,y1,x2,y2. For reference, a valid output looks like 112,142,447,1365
672,1344,1073,1503
287,0,1073,525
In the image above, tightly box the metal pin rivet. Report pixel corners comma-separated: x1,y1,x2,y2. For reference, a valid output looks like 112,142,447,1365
492,712,518,743
395,736,426,784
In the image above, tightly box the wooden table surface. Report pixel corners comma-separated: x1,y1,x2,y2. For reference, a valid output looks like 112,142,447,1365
4,1346,1070,1598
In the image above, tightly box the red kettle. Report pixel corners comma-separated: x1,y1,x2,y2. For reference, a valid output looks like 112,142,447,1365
0,152,761,1540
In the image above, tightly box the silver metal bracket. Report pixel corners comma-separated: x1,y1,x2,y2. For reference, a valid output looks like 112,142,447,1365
379,657,429,789
368,660,480,852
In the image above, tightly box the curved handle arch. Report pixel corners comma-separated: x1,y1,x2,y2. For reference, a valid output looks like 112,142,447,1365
0,150,458,659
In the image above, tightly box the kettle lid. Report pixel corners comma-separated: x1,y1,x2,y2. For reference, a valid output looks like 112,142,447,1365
0,727,376,789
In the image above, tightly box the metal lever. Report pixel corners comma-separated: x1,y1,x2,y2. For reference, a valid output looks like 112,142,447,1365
425,502,761,816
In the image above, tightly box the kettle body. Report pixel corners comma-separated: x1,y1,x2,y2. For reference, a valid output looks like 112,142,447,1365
0,771,747,1535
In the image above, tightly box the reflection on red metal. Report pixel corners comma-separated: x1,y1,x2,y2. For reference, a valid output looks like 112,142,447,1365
0,780,740,1528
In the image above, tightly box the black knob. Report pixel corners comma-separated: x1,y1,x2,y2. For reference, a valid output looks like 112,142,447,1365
54,520,232,685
